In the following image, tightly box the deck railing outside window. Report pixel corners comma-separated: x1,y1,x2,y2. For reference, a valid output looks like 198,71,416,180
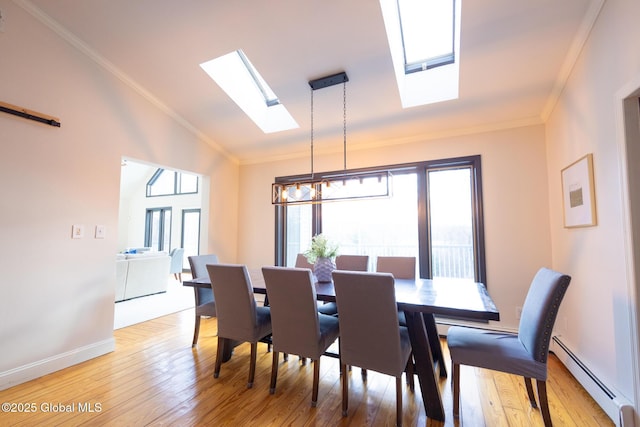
431,243,474,279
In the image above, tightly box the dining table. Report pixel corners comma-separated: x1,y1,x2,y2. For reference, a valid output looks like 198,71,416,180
184,270,499,422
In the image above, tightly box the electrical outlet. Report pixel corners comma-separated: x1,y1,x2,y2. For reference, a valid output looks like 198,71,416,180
515,306,522,320
95,225,106,239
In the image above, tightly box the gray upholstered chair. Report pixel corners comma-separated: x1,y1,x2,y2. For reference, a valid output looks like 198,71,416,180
317,255,370,317
207,264,272,388
332,270,412,427
295,252,336,315
447,268,571,427
169,247,185,282
375,255,415,327
375,256,444,381
375,256,416,279
335,254,369,271
187,254,219,347
295,253,314,269
261,266,340,406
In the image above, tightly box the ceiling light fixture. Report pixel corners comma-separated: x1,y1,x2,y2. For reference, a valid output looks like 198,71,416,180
271,72,391,205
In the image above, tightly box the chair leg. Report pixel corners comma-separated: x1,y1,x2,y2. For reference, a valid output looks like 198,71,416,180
312,359,320,407
361,368,367,381
524,377,538,408
214,336,223,378
192,315,201,347
396,376,403,427
537,380,552,427
452,362,460,417
341,363,349,417
270,351,279,394
405,356,415,392
248,342,257,388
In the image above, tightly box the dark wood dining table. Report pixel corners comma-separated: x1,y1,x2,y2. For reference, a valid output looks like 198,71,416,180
184,271,499,422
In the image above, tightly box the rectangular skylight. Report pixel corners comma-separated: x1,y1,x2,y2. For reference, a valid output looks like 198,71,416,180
380,0,461,108
200,50,299,133
398,0,455,73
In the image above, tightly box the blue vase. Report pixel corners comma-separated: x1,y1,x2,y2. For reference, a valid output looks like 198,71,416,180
314,257,336,282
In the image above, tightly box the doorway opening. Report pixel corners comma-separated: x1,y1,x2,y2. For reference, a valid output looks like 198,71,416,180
116,158,205,328
621,90,640,417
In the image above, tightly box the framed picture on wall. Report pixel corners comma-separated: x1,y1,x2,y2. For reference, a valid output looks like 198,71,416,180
561,153,597,228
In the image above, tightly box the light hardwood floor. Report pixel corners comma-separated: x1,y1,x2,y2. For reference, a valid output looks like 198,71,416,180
0,309,613,426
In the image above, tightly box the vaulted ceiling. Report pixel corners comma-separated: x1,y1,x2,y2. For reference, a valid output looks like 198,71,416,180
25,0,599,164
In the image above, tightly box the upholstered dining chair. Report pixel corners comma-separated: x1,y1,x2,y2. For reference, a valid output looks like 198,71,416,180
317,255,370,317
206,264,272,388
332,270,413,427
295,253,314,269
261,266,340,407
335,254,369,271
187,254,219,347
375,255,446,381
447,268,571,427
169,247,185,282
375,256,416,279
375,255,416,327
262,253,314,311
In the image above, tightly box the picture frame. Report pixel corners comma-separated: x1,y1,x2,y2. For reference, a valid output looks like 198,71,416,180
561,153,597,228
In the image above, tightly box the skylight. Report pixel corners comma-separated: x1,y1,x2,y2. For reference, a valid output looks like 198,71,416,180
200,50,299,133
380,0,461,108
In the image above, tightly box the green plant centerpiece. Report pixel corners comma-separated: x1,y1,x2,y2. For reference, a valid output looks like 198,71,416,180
304,234,339,282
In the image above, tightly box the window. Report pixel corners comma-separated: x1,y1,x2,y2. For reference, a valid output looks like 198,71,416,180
200,50,298,133
275,155,486,284
397,0,456,74
321,173,419,273
145,207,172,251
146,169,199,197
427,167,475,279
379,0,462,107
181,209,201,270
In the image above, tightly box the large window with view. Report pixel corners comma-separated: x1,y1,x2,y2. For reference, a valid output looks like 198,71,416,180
275,155,486,284
146,168,199,197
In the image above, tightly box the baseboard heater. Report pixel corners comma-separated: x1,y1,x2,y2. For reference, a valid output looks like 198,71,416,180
552,336,636,427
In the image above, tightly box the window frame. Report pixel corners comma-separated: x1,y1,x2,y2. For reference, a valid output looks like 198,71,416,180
274,154,487,285
146,168,199,197
397,0,457,75
144,206,172,251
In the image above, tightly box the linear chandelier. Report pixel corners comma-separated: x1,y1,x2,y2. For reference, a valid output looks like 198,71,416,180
271,72,391,205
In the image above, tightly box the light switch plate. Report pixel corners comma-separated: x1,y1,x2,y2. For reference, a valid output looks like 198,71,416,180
72,224,85,239
95,225,106,239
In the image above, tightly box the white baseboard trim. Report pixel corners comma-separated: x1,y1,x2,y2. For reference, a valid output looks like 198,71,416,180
551,337,635,427
0,338,115,391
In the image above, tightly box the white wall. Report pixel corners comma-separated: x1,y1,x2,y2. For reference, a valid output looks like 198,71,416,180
0,0,239,388
238,124,552,332
545,0,640,419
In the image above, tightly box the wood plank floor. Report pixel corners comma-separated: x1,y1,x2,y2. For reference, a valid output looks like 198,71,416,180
0,309,613,426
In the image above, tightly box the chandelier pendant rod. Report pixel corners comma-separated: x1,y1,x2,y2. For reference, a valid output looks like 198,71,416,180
310,87,314,180
343,80,347,171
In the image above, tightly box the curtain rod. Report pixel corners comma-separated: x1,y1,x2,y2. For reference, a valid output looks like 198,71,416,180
0,101,61,127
